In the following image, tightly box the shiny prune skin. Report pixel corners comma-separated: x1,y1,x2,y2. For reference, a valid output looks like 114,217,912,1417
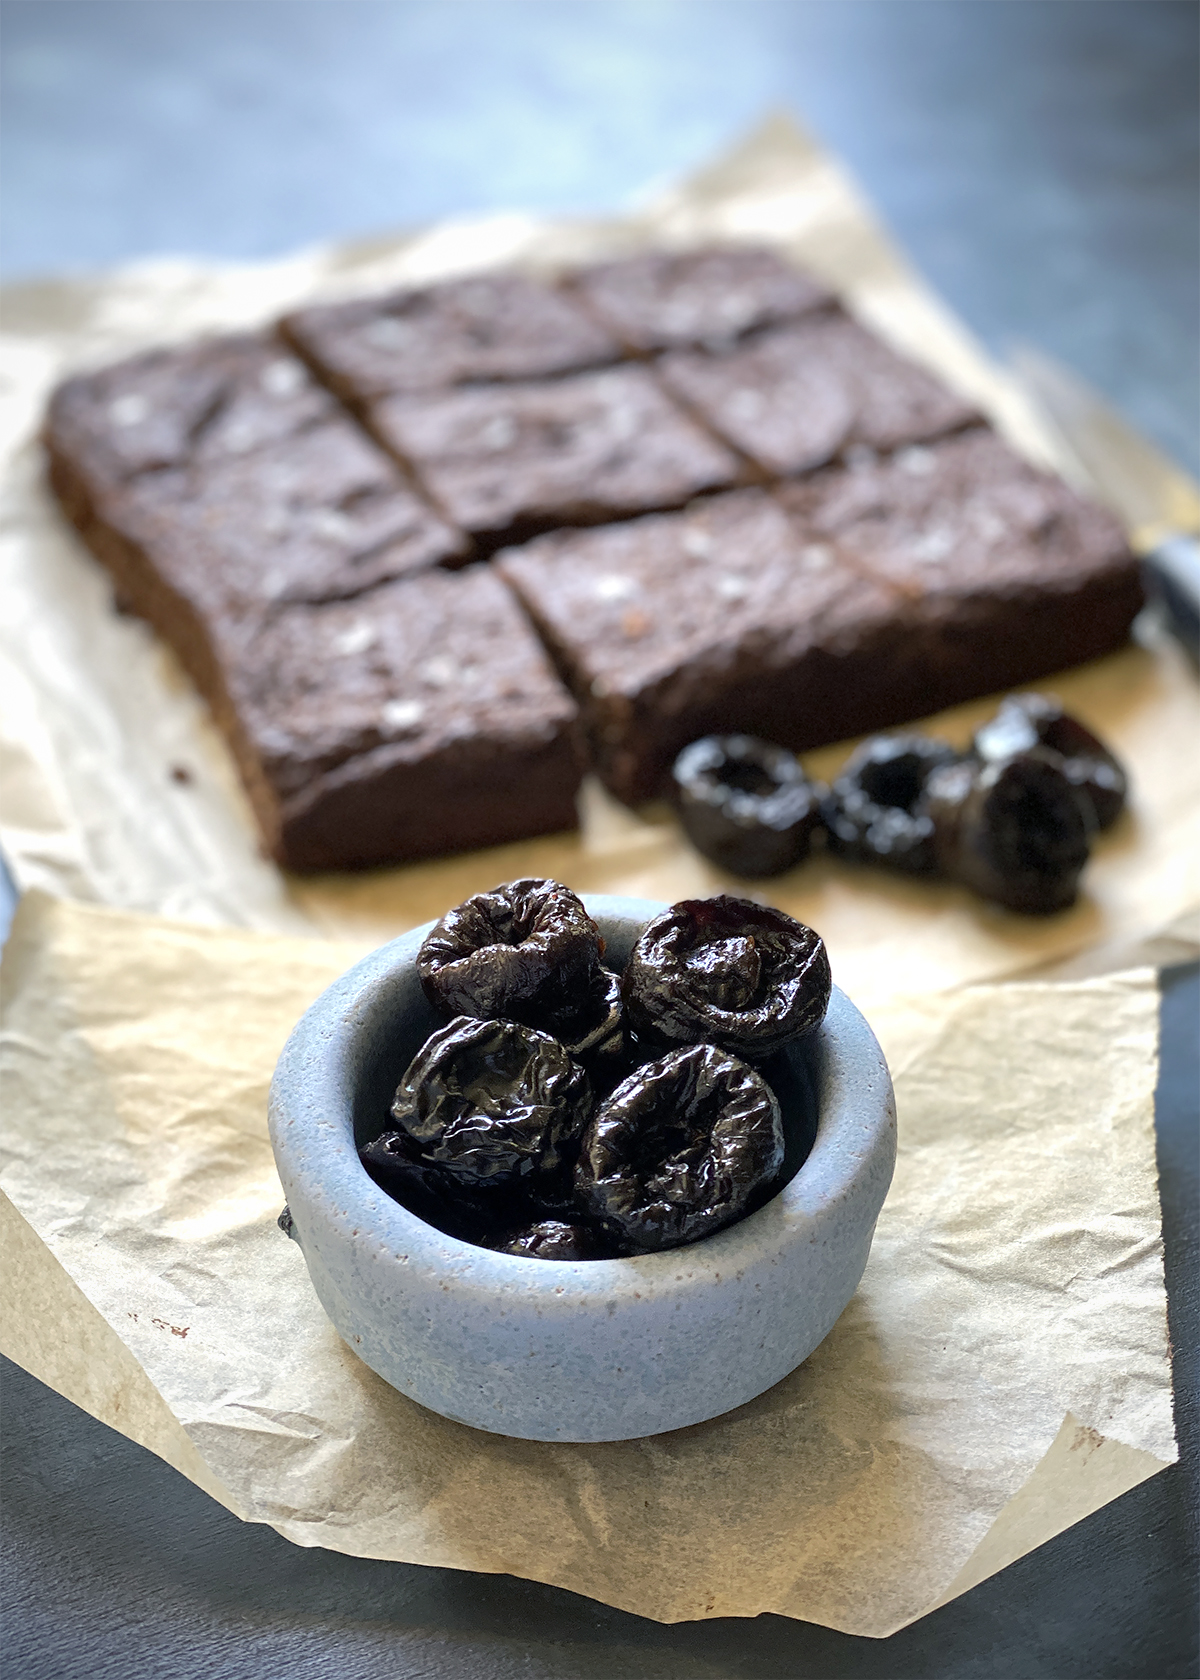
389,1015,592,1191
360,1126,508,1245
972,694,1126,830
540,965,626,1078
672,734,825,877
622,896,831,1062
417,878,605,1030
822,733,961,873
923,749,1094,914
576,1043,786,1253
493,1218,626,1261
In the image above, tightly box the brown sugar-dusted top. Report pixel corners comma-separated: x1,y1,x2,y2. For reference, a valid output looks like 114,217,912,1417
497,489,904,801
44,334,338,492
658,311,980,477
370,364,742,543
566,244,836,352
776,429,1134,610
219,565,580,805
279,270,622,404
101,418,469,613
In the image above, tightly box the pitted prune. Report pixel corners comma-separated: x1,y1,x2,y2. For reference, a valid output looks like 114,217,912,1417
576,1043,785,1252
923,749,1094,914
389,1015,592,1191
494,1218,624,1261
972,693,1126,830
672,734,825,877
822,733,961,873
417,878,605,1029
539,965,626,1076
622,896,830,1061
360,1126,508,1244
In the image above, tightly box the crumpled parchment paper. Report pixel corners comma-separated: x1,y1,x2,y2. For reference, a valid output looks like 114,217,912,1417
0,891,1175,1635
0,115,1192,1632
0,114,1197,1003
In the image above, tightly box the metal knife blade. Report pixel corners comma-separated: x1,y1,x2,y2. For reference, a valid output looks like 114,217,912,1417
1012,346,1200,664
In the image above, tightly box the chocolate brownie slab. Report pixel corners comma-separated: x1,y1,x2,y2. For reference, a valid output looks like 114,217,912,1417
658,311,980,477
280,271,622,404
370,365,742,545
496,489,908,805
777,429,1142,694
567,244,835,352
44,333,338,495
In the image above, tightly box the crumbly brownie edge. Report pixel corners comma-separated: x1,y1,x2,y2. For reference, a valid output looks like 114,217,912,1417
43,439,291,856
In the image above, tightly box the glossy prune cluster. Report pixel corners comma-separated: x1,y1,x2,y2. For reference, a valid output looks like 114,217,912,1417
671,694,1126,915
357,881,831,1260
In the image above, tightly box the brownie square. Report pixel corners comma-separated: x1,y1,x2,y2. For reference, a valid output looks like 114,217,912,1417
44,333,339,495
658,311,981,477
85,418,469,616
370,365,743,545
566,244,835,352
186,568,583,871
496,489,908,805
280,271,622,405
776,429,1142,701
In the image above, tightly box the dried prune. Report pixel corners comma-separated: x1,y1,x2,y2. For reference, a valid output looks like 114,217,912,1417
923,749,1094,914
672,734,825,877
822,733,960,873
576,1043,785,1252
622,896,830,1061
360,1126,507,1244
972,693,1126,830
538,965,626,1077
389,1015,592,1191
494,1218,624,1261
417,878,605,1029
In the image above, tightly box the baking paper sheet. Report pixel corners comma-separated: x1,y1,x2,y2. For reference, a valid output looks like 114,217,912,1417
0,116,1193,1631
0,892,1176,1636
1,115,1197,999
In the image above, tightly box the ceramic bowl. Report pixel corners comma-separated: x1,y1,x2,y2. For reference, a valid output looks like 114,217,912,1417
268,894,896,1442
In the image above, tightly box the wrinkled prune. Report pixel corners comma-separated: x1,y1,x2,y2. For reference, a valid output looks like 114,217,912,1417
923,749,1094,914
494,1218,624,1261
576,1043,785,1252
540,965,626,1076
417,878,605,1029
822,733,961,873
972,693,1126,830
389,1015,592,1191
622,896,830,1061
360,1126,508,1244
672,734,825,877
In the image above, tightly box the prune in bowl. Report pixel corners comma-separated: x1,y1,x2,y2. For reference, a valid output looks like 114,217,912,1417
269,895,896,1443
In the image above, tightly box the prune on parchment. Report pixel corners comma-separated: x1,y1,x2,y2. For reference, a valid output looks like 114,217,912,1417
494,1218,625,1261
672,734,825,878
389,1015,592,1191
923,749,1093,915
822,733,960,874
417,878,611,1046
575,1043,785,1252
622,895,831,1061
972,693,1127,830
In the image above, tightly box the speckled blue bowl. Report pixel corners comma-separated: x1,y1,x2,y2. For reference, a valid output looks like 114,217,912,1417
268,894,896,1442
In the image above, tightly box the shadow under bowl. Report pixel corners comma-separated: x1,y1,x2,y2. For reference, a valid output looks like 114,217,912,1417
268,894,896,1442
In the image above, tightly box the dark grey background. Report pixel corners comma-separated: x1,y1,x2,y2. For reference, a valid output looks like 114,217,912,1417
1,2,1197,1675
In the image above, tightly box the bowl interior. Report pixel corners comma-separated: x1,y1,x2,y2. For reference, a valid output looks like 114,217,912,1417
346,905,822,1243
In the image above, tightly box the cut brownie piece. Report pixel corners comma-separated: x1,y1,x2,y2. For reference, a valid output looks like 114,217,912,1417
370,365,742,546
776,429,1143,695
496,489,908,805
566,244,835,353
658,311,980,477
44,333,338,493
45,335,468,616
280,270,622,404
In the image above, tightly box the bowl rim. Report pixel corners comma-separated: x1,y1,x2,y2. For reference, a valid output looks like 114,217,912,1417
269,892,895,1301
